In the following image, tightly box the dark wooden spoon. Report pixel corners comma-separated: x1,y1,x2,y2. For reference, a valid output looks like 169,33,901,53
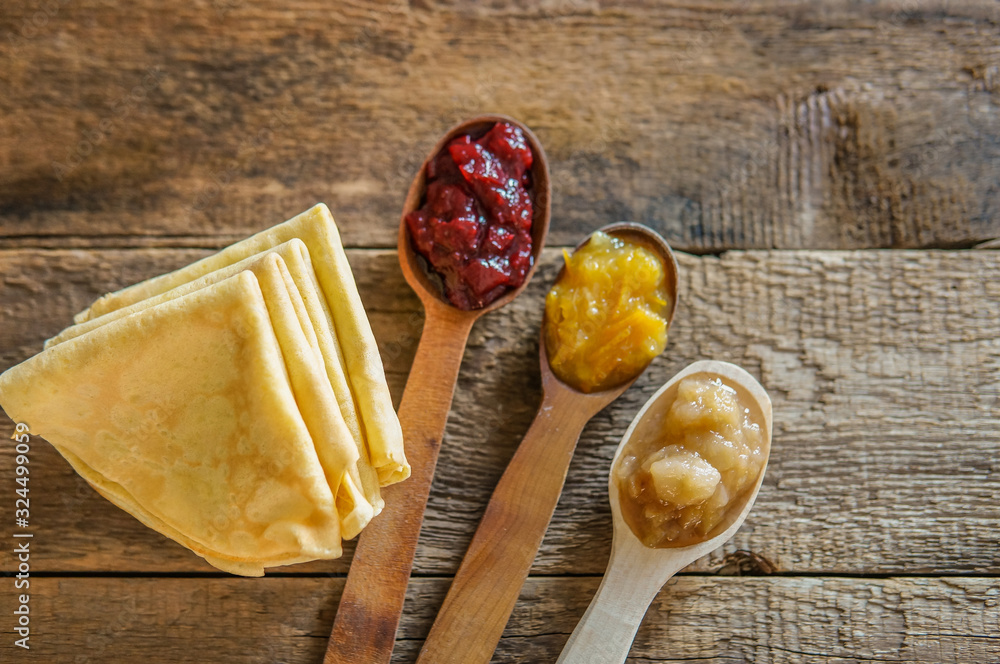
324,114,550,664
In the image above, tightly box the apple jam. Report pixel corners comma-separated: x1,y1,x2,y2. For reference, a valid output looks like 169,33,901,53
615,376,765,547
544,231,670,393
405,122,534,310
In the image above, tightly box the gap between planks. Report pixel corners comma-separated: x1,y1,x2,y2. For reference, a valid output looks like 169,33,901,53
1,576,997,663
0,236,998,252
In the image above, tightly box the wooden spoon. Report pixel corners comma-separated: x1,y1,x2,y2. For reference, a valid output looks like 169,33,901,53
556,360,773,664
415,223,679,664
323,114,550,664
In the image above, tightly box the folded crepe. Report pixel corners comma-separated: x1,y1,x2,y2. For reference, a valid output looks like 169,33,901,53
0,272,344,576
49,241,383,537
0,205,408,574
75,203,408,486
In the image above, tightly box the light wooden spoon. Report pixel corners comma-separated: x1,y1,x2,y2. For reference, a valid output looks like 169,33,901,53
324,114,550,664
556,360,773,664
415,223,679,664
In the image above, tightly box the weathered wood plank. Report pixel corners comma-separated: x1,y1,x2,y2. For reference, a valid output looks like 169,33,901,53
0,577,997,663
1,1,998,250
0,248,997,575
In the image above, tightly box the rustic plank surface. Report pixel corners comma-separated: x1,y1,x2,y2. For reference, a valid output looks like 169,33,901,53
1,248,997,577
2,1,999,250
3,2,1000,662
1,576,998,663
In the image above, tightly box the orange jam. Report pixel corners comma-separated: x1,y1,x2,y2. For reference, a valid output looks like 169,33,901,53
544,231,671,393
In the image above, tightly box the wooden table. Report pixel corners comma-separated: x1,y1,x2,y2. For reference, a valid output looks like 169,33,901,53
2,2,999,662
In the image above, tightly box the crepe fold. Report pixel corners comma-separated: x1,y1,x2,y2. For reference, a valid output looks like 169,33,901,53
0,205,407,575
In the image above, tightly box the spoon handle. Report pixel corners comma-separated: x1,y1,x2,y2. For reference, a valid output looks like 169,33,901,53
324,306,476,664
556,540,681,664
415,386,603,664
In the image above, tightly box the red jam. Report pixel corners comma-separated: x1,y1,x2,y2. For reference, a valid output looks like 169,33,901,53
405,122,534,310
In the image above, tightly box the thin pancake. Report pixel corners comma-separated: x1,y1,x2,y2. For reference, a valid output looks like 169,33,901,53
0,272,343,576
74,204,408,486
50,246,379,537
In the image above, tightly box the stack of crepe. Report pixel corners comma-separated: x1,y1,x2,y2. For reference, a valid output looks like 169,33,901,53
0,204,407,576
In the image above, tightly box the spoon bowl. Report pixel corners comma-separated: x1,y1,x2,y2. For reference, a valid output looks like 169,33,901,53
556,360,772,664
398,114,551,314
541,221,680,399
610,360,772,549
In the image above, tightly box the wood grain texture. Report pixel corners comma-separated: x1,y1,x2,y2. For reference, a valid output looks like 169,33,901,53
0,576,997,663
1,247,998,576
2,2,997,661
1,1,999,250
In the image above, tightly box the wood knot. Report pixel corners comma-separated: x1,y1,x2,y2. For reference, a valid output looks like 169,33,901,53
715,550,778,576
